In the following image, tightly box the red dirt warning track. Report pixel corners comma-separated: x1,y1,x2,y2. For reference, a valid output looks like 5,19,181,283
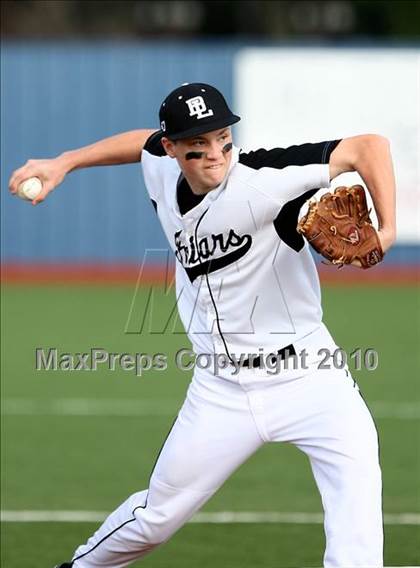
1,263,419,286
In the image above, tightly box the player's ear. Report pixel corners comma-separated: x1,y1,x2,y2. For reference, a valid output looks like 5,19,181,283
161,137,177,158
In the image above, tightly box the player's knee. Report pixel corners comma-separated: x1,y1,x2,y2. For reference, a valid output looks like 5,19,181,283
136,516,175,545
352,436,381,475
126,491,169,545
334,454,382,498
341,423,380,472
135,503,180,544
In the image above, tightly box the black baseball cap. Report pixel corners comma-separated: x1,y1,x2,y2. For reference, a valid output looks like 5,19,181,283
159,83,240,141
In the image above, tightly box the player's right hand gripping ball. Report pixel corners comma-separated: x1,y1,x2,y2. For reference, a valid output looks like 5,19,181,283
297,185,384,269
16,177,43,201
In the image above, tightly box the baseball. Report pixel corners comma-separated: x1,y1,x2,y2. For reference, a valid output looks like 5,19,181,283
17,177,43,201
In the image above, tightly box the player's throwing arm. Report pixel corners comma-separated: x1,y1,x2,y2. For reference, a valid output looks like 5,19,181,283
8,129,157,204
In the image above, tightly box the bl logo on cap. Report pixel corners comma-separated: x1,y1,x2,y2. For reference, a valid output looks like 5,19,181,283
186,96,214,120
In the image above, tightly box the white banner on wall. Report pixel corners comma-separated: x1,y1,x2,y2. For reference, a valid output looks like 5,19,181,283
234,48,420,243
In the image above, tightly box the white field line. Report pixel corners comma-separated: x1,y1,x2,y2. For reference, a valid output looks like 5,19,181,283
1,398,176,417
2,399,420,419
1,510,420,525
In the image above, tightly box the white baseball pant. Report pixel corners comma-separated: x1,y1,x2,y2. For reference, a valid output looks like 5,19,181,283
69,354,383,568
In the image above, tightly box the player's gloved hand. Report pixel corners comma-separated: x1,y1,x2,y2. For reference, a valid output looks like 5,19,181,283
8,156,69,205
297,184,385,269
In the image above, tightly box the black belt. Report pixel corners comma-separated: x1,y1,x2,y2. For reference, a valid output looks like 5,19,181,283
242,344,296,368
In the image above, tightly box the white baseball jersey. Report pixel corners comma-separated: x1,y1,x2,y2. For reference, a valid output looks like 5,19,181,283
141,136,339,363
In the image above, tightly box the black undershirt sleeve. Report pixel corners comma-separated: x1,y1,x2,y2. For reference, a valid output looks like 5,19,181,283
143,131,166,157
238,140,341,169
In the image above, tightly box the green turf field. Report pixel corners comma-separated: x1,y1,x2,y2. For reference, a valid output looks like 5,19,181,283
1,284,420,567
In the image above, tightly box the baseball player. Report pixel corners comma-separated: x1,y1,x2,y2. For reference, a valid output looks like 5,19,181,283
9,82,396,568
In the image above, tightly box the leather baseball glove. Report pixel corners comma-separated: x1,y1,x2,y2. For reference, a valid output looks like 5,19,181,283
297,185,384,269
